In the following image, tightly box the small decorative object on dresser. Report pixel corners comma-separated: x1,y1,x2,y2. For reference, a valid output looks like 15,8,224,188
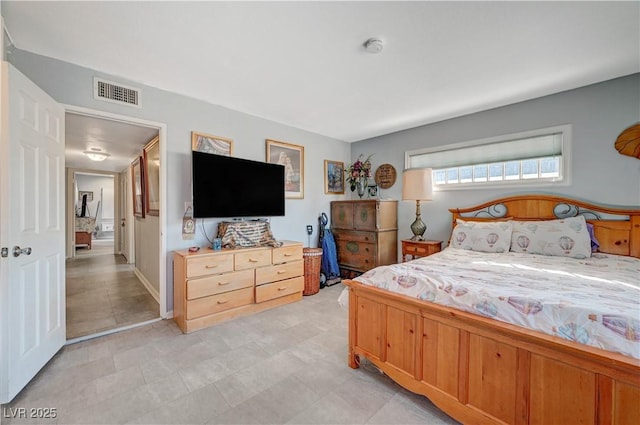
345,154,373,198
401,239,442,262
330,199,397,277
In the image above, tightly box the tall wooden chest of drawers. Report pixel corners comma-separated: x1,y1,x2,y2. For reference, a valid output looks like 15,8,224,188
330,200,398,275
173,241,303,333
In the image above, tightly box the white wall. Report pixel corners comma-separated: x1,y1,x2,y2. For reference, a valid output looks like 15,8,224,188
75,173,114,222
352,74,640,247
8,48,351,311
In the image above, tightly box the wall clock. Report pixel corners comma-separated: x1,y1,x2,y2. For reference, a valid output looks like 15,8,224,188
374,164,397,189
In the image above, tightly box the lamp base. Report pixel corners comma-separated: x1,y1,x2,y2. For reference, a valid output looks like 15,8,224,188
409,216,426,241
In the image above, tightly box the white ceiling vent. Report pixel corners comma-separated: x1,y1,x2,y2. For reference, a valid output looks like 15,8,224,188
93,77,141,108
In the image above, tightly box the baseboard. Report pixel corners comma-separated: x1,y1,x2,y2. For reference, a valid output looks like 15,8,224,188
134,268,160,303
165,310,174,319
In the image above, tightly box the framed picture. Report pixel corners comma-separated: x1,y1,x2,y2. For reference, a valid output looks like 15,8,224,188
367,184,378,198
324,160,345,194
131,156,145,218
266,139,304,199
143,136,160,216
191,131,233,156
78,191,93,202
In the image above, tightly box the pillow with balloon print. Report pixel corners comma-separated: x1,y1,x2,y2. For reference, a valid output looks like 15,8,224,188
510,216,592,259
450,219,513,253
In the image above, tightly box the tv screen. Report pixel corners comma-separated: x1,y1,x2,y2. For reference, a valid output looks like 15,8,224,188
192,151,285,218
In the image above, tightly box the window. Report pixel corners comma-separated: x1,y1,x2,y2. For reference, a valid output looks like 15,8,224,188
405,125,571,189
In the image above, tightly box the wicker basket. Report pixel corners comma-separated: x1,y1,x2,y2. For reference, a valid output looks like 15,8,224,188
302,247,323,296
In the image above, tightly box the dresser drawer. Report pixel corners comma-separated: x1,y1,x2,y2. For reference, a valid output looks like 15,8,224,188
186,287,254,319
353,202,377,230
186,254,234,278
272,244,302,264
331,202,354,229
337,251,375,270
255,260,303,285
333,230,377,244
336,239,376,258
255,276,304,303
186,269,254,300
235,249,271,270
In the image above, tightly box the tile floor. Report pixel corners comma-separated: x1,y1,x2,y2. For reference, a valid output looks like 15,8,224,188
3,283,459,425
66,253,159,340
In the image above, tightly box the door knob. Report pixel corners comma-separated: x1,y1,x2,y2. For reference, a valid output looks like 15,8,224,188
13,246,32,257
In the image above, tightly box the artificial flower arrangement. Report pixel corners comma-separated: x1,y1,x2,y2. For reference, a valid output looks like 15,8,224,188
345,154,373,192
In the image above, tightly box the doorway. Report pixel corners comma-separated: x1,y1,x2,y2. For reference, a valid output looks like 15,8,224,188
64,108,167,341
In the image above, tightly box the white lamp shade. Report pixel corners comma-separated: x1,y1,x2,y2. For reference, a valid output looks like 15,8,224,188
402,168,433,201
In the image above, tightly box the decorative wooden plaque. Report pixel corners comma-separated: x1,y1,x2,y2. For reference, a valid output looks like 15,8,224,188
374,164,397,189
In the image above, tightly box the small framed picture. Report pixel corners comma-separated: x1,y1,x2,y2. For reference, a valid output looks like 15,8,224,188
367,184,378,198
266,139,304,199
191,131,234,156
324,160,345,194
78,191,93,202
131,156,145,218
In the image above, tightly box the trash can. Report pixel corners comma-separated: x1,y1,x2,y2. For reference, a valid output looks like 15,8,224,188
302,247,323,295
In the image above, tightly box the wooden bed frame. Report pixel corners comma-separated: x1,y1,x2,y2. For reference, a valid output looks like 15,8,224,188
344,195,639,425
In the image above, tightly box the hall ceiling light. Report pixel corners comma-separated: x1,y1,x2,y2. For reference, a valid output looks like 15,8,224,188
84,150,110,161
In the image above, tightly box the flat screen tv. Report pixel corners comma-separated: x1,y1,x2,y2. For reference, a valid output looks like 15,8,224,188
192,151,285,218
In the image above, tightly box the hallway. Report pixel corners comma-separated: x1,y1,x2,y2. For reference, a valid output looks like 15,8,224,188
66,254,159,340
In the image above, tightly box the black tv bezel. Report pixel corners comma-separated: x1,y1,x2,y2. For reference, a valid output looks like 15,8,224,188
191,151,285,219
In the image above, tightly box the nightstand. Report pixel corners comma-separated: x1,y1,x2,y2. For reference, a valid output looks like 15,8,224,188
401,240,442,262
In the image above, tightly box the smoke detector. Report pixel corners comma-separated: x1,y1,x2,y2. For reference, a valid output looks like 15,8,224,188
363,38,384,54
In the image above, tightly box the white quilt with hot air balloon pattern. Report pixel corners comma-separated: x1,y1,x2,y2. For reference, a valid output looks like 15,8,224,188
353,248,640,359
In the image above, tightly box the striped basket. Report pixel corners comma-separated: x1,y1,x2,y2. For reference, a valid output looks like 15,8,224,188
302,248,323,296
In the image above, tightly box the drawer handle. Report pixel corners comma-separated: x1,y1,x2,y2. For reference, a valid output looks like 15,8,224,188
277,270,286,274
217,281,230,286
277,286,287,291
217,300,229,304
249,258,260,263
284,253,293,257
205,265,218,269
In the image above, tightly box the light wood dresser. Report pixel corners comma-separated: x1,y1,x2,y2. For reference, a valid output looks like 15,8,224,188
173,241,303,333
330,200,398,277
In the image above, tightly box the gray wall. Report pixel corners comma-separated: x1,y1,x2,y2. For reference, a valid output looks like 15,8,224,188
8,48,351,312
352,74,640,247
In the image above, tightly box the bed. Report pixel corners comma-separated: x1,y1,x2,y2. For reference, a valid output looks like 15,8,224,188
343,195,639,425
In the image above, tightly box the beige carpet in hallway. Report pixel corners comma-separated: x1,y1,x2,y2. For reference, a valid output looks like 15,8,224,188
66,253,159,339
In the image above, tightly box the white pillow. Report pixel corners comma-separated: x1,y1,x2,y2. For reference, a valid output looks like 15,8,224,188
510,216,591,259
450,219,513,253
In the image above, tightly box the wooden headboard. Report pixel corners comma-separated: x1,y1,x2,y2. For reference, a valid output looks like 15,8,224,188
449,194,640,258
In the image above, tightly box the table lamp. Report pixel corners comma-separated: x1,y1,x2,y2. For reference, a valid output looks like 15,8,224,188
402,168,433,241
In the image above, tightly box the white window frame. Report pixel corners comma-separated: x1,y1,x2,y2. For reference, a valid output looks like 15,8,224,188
404,124,572,191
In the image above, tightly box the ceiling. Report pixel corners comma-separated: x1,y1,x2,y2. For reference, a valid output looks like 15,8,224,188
3,1,639,148
65,114,158,173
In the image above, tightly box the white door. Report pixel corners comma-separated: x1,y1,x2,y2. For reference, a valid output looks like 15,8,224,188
0,63,66,403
